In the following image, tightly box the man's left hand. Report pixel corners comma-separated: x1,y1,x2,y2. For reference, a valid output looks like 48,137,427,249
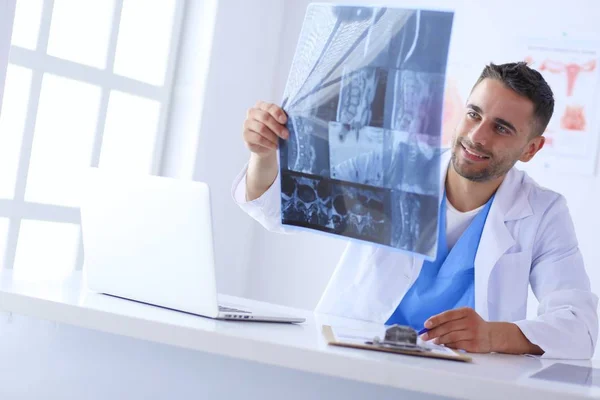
420,307,493,353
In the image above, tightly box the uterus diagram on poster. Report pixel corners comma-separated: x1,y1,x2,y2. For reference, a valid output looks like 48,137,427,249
522,40,600,174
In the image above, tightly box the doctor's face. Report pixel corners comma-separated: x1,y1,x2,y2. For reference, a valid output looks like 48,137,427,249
450,78,545,182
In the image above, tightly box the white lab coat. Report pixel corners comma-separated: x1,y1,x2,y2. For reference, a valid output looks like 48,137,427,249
231,151,598,359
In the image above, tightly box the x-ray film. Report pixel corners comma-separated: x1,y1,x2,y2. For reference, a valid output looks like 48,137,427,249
279,4,454,259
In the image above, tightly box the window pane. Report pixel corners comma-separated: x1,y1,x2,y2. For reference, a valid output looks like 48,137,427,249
0,218,9,270
13,220,80,280
0,65,32,199
25,74,101,207
113,0,176,85
47,0,115,68
99,91,160,173
10,0,44,50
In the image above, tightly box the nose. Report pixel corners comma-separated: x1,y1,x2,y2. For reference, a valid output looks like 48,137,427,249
467,121,493,147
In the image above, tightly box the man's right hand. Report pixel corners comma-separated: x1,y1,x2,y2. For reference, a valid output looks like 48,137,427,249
242,101,289,201
243,101,289,157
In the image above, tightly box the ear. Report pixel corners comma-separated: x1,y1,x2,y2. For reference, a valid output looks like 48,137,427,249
519,135,545,163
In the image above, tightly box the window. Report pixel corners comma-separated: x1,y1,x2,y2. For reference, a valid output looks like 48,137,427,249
0,0,184,279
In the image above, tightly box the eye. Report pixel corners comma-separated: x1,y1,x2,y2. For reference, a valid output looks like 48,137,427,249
467,111,479,119
496,124,510,135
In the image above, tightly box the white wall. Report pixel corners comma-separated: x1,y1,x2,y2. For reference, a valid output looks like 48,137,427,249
161,0,218,181
234,0,600,332
0,0,16,112
185,0,286,296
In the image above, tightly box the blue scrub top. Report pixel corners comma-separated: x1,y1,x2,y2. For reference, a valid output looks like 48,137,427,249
386,193,494,330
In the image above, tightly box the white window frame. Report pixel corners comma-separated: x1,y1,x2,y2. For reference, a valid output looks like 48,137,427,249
1,0,186,272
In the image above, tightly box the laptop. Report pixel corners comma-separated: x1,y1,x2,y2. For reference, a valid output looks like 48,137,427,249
80,168,305,324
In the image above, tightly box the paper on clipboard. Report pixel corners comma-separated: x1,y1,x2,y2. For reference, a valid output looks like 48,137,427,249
323,325,472,362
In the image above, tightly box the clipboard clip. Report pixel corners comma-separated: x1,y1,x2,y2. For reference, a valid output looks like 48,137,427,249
366,324,430,352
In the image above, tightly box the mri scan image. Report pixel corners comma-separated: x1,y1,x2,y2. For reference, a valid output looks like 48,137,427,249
279,4,453,259
329,122,386,186
281,172,333,228
390,191,439,258
281,116,331,177
330,181,391,244
281,170,392,245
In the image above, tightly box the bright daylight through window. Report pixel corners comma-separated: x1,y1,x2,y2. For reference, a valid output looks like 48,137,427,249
0,0,183,279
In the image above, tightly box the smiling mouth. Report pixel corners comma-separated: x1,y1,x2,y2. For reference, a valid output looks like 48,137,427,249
461,143,490,160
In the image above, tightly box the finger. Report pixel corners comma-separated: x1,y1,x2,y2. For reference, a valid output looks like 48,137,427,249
244,119,279,147
256,101,288,124
244,130,277,151
446,340,483,353
421,319,468,341
425,308,470,329
249,108,289,139
433,330,472,346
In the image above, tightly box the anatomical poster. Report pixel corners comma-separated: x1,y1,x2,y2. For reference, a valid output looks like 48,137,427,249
523,38,600,175
278,5,454,260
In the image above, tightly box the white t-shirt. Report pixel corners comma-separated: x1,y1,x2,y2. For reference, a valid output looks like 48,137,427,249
445,197,484,250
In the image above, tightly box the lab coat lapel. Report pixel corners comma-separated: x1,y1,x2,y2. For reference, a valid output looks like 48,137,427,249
474,203,514,319
473,168,532,319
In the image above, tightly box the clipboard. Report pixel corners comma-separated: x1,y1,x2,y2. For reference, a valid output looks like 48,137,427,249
322,325,472,363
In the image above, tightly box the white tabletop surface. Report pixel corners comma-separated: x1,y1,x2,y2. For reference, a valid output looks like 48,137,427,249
0,270,598,400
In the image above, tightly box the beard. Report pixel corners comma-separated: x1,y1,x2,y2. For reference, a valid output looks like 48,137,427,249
451,136,520,182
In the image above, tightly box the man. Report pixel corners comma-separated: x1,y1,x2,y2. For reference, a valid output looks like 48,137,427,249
232,62,598,359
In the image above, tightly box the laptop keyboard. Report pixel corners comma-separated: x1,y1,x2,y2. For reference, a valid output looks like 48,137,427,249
219,305,251,314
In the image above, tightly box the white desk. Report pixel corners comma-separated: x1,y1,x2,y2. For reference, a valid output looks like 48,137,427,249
0,270,598,400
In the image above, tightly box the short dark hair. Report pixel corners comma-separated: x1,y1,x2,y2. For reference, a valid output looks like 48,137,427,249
472,62,554,137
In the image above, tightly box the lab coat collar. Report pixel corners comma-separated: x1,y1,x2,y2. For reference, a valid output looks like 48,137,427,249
440,151,533,320
494,168,534,222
